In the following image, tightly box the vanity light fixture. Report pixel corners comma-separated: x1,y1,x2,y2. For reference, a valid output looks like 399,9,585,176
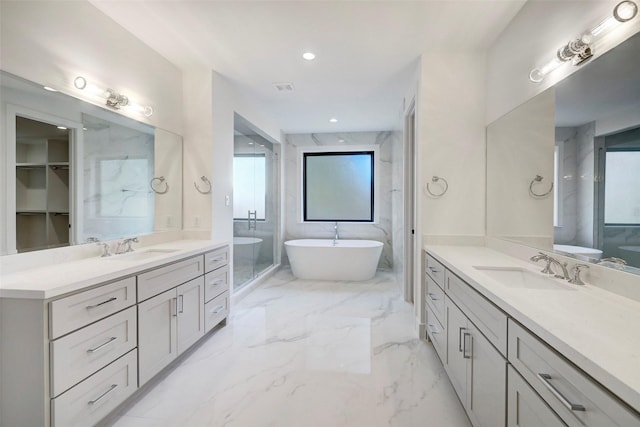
73,75,154,117
529,0,638,83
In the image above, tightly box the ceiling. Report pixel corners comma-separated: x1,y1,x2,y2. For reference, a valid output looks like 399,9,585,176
91,0,526,134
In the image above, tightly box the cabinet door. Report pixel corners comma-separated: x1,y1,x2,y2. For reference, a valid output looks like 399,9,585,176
445,296,468,403
177,276,205,354
138,288,177,386
508,366,567,427
467,322,507,427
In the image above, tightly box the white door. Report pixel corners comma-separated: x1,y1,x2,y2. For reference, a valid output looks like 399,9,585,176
177,276,205,354
138,288,178,385
445,296,468,403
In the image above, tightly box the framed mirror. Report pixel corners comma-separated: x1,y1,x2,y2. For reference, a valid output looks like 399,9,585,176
487,30,640,274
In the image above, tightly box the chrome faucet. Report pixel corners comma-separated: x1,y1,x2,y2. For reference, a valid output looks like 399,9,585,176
96,242,111,257
569,264,589,286
333,222,339,246
530,252,554,274
548,257,570,280
598,257,627,266
116,237,139,254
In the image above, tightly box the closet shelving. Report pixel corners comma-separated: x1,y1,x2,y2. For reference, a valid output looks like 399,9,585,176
16,136,70,252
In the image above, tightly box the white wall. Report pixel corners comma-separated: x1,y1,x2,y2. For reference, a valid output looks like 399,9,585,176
487,0,640,125
420,53,487,238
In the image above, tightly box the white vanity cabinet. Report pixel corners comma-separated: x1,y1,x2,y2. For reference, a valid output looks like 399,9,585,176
137,256,206,385
507,365,567,427
425,251,508,427
508,320,640,427
0,243,230,427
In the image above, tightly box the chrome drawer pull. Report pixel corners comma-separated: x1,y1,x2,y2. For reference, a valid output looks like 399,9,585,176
88,384,118,405
171,297,178,317
427,292,439,301
428,267,440,273
209,279,225,286
87,336,117,353
178,294,184,314
210,305,225,314
427,323,440,335
458,327,466,352
209,256,224,263
86,297,117,309
537,373,586,412
462,332,472,359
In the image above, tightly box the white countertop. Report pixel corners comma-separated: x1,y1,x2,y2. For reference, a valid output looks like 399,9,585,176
0,240,227,300
424,245,640,413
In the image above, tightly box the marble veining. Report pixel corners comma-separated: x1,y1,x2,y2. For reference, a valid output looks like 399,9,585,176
104,270,470,427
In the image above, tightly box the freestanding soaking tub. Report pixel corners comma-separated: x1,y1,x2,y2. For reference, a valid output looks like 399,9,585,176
284,239,383,281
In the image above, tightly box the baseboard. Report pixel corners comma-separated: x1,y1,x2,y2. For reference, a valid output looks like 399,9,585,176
417,321,427,341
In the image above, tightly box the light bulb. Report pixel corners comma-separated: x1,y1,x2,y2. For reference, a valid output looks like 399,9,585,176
302,52,316,61
614,0,638,21
529,58,563,83
329,117,338,123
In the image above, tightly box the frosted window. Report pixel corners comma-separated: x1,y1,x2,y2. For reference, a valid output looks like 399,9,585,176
233,155,266,220
304,152,374,222
605,151,640,224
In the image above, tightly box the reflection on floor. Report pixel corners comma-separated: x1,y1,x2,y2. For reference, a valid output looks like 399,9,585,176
234,261,273,290
106,269,471,427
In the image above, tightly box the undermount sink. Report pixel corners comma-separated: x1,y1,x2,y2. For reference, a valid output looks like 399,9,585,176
472,266,573,290
106,248,179,261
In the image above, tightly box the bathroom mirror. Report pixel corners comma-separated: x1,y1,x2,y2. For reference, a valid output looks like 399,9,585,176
1,70,183,254
487,31,640,273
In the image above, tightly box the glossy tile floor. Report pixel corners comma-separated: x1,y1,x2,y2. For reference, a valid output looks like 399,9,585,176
106,270,471,427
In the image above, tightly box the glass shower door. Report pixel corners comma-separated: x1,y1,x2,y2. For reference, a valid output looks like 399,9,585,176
233,116,277,290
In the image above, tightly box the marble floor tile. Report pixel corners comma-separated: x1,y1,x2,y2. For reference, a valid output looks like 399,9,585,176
105,270,470,427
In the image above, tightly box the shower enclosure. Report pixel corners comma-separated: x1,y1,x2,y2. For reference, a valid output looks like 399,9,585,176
233,114,278,290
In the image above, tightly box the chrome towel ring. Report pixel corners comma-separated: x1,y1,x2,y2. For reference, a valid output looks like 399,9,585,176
150,176,169,194
195,175,212,194
426,176,449,197
529,174,553,198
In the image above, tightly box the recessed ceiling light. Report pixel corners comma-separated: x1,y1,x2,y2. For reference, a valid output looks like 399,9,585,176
57,126,67,130
302,52,316,61
329,118,338,123
43,86,57,92
338,139,345,143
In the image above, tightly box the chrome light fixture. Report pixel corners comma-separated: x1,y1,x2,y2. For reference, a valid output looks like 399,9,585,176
530,0,638,83
73,75,154,116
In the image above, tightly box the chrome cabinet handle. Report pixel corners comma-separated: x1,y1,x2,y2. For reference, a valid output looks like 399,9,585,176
86,336,117,353
458,327,466,352
210,305,225,314
462,332,472,359
209,279,225,286
86,297,117,309
428,266,440,273
209,256,224,264
171,297,178,317
88,384,118,405
178,294,184,313
427,292,439,301
537,373,586,412
427,323,440,335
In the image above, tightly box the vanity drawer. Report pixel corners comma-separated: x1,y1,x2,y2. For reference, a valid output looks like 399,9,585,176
508,319,640,427
51,306,137,397
205,246,229,273
425,252,445,288
50,277,136,339
426,274,445,323
205,265,230,302
205,291,229,333
426,303,446,363
138,255,204,301
51,350,137,427
445,270,507,356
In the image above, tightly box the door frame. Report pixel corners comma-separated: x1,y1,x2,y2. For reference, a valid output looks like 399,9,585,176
403,99,417,303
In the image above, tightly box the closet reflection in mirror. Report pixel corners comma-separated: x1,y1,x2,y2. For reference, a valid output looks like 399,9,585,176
487,30,640,273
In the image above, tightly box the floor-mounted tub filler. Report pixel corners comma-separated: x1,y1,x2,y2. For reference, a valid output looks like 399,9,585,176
284,239,383,281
